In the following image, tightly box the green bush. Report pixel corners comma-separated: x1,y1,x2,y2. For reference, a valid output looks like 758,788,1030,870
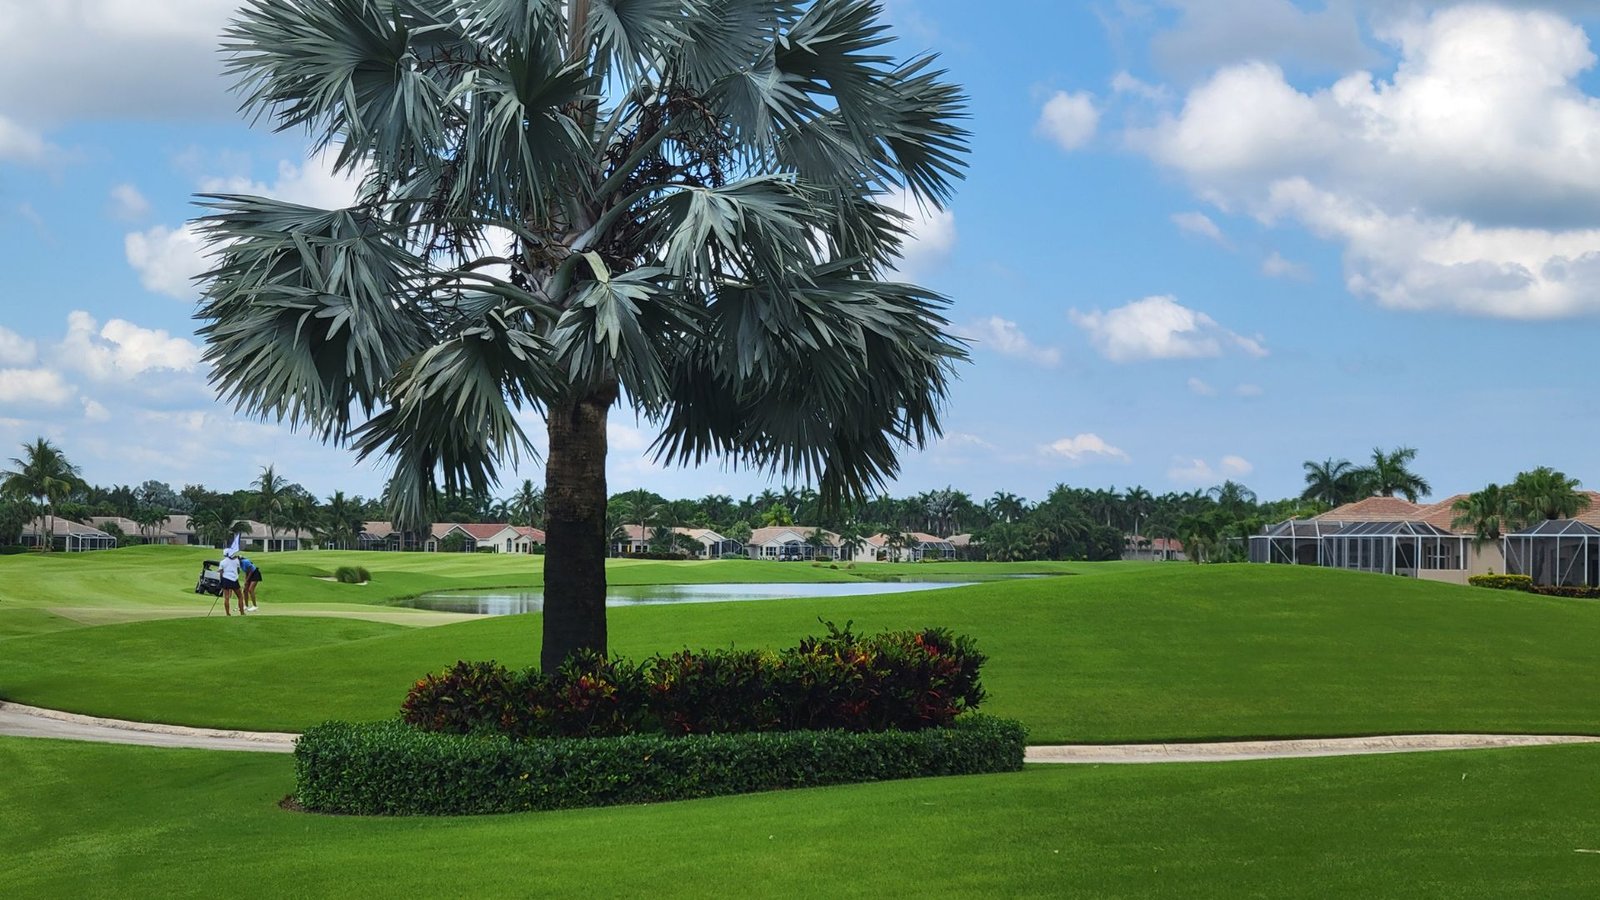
0,545,28,555
1529,584,1600,599
334,566,371,584
1468,574,1534,592
294,714,1026,816
401,624,988,739
619,551,690,560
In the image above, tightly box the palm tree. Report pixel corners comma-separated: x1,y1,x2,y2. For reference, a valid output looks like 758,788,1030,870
1358,446,1430,502
1506,467,1590,525
252,465,287,550
324,490,364,549
1451,484,1508,547
1206,480,1257,519
1,438,82,551
1301,457,1362,507
834,520,867,561
199,0,968,669
510,479,545,530
985,491,1026,524
1124,485,1153,545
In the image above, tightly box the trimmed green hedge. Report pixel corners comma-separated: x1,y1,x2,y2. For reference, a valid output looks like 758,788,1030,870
1468,574,1534,592
295,715,1026,816
334,565,371,584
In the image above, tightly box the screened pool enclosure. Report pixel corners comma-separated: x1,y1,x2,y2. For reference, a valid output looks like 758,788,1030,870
1503,520,1600,587
1321,521,1468,575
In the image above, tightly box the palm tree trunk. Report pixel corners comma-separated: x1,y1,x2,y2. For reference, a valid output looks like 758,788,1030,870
542,380,616,671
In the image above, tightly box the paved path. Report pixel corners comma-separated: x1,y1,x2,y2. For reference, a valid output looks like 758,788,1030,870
4,701,1597,761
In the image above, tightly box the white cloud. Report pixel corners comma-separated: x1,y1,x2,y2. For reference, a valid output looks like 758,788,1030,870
1036,90,1100,150
1261,251,1309,280
0,326,36,366
197,148,366,211
880,186,957,281
1146,0,1375,80
0,368,75,407
1172,211,1228,245
1069,295,1267,362
125,224,208,298
108,183,151,221
58,311,202,381
82,398,111,423
0,113,49,163
1040,433,1130,464
957,317,1061,367
0,0,239,126
1187,376,1216,396
1167,453,1253,484
1136,6,1600,318
1234,383,1264,397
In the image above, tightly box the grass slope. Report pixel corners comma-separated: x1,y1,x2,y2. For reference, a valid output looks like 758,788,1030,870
4,736,1596,898
2,564,1598,742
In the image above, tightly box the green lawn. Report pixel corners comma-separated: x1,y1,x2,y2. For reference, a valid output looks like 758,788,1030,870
5,735,1596,898
2,556,1598,742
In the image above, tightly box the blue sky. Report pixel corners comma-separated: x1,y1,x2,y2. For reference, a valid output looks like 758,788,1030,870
3,0,1600,505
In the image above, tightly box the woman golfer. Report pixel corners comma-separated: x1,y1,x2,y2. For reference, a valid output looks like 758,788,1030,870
241,556,262,612
219,548,246,616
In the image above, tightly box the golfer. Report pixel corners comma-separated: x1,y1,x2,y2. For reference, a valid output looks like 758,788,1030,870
241,556,262,612
219,548,246,616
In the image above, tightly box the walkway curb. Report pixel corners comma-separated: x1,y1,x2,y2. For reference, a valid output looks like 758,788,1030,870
3,701,1597,761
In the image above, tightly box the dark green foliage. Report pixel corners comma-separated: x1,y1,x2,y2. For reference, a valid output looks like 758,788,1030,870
618,551,691,560
334,565,371,584
401,624,987,739
294,714,1025,816
1529,584,1600,599
1468,574,1534,592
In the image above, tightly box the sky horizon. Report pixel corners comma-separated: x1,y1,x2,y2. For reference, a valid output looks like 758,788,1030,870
4,1,1600,506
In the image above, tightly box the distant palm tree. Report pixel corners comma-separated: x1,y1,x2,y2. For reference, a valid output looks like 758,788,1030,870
1358,446,1430,502
1207,480,1257,519
252,464,287,550
1,437,82,551
324,490,363,549
1124,485,1153,545
509,479,544,530
1451,485,1508,547
985,491,1027,524
835,521,867,561
1301,457,1363,507
1506,467,1590,525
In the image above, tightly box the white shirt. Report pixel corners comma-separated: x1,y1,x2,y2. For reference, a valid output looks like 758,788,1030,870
219,556,242,581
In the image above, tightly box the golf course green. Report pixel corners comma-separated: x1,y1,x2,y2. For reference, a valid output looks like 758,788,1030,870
1,546,1596,896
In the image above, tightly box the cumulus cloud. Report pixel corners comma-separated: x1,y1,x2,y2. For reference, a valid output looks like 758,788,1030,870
1168,454,1253,484
58,311,202,381
880,186,957,281
82,398,111,423
1135,6,1600,318
1069,295,1267,362
1040,433,1130,463
957,317,1061,367
0,113,49,163
1036,90,1100,150
0,368,75,407
0,326,36,366
1172,211,1228,245
125,224,208,298
1261,251,1309,280
1187,376,1216,396
108,183,151,221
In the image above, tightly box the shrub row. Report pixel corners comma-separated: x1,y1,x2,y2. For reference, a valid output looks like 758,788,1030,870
334,565,371,584
401,623,986,739
1468,574,1534,591
618,551,691,560
294,714,1026,816
1467,573,1600,598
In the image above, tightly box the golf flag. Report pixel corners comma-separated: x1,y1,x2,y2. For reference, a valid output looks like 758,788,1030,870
227,533,241,555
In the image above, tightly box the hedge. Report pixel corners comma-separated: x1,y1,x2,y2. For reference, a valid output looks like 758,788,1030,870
294,715,1026,816
1467,574,1534,592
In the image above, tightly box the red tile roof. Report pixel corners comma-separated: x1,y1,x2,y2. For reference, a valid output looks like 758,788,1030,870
1314,496,1424,522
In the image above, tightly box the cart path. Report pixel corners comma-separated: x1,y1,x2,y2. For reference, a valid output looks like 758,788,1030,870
3,701,1597,760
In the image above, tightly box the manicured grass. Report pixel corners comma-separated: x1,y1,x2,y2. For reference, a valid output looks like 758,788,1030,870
2,564,1598,742
4,736,1596,897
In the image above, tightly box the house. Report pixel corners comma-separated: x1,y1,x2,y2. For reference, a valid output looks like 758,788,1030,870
675,527,741,559
611,524,652,556
163,515,205,546
83,516,183,545
745,526,842,560
852,531,954,562
19,517,116,552
1122,535,1186,562
1248,494,1536,584
482,524,546,554
234,520,314,552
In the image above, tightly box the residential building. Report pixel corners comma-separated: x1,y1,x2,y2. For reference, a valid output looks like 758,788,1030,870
19,517,116,552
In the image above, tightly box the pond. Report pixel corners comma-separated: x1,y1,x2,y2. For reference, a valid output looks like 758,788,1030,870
398,578,1022,616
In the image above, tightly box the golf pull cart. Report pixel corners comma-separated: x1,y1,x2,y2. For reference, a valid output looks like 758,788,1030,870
195,560,223,597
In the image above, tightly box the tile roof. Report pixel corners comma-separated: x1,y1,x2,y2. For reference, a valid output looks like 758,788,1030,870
1314,496,1424,522
747,526,839,546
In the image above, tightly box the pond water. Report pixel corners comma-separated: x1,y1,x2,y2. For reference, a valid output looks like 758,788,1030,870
398,578,1019,616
